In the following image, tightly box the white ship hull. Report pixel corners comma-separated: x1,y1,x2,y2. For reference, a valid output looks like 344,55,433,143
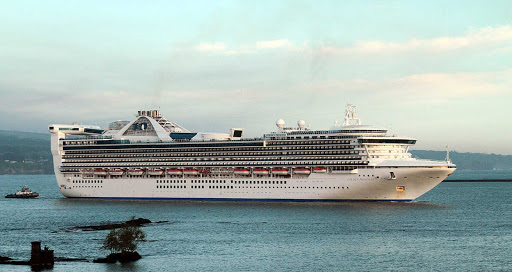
55,167,454,201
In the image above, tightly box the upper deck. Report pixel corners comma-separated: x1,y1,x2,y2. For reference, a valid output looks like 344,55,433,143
50,105,418,161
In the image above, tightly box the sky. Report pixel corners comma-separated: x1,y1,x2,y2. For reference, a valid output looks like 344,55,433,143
0,0,511,154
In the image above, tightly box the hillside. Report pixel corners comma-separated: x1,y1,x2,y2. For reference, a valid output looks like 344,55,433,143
409,150,512,170
0,130,510,174
0,130,53,174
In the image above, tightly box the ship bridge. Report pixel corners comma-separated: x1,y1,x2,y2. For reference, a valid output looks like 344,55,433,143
358,137,417,145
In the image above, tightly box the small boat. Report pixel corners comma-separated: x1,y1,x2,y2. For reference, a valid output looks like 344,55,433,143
313,167,327,173
5,185,39,199
293,168,311,175
148,168,164,176
128,169,144,175
167,169,183,175
253,168,269,175
234,168,250,175
94,169,108,175
272,168,289,175
183,169,199,175
109,169,124,176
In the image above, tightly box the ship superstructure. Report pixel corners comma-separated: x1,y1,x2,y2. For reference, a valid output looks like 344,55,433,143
48,105,455,201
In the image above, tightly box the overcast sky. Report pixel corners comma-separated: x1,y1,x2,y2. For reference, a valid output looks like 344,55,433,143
1,0,511,154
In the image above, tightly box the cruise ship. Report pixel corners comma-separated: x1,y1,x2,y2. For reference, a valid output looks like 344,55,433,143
48,105,455,201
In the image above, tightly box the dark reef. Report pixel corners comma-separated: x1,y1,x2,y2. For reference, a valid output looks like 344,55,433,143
93,252,142,263
75,218,153,231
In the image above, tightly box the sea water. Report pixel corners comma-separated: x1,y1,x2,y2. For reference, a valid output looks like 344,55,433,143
0,175,511,271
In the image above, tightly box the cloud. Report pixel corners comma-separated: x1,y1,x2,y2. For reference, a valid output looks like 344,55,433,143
256,39,291,49
309,69,512,105
316,25,512,55
187,26,512,56
194,42,227,52
188,39,292,54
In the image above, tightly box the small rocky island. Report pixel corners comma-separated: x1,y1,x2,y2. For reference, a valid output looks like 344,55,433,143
93,217,147,263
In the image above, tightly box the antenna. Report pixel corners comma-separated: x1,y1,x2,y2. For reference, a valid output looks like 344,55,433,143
343,104,361,127
445,146,452,164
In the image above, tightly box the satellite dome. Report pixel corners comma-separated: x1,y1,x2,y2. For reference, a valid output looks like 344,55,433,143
276,119,285,128
297,120,306,128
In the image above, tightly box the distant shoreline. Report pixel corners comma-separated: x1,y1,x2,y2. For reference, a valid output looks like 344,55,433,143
444,179,512,182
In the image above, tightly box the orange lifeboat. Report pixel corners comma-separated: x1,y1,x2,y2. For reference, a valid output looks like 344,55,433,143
94,169,107,176
234,168,250,175
167,169,182,175
293,168,311,175
128,169,144,175
314,167,327,173
148,168,164,176
183,169,199,175
109,169,124,176
272,168,289,175
253,168,269,175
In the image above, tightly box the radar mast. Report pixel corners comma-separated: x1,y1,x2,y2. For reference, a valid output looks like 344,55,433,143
343,104,361,127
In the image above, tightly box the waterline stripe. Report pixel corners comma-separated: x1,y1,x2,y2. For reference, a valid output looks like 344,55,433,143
67,197,412,202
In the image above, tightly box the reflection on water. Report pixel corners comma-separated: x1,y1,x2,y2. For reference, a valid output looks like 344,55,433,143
55,196,451,212
104,262,142,272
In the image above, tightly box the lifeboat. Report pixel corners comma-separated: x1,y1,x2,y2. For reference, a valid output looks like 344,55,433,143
314,167,327,173
234,168,250,175
253,168,269,175
200,169,210,174
128,169,144,175
183,169,199,175
109,169,124,176
293,168,311,175
167,169,183,175
94,169,107,176
272,168,289,175
148,168,164,176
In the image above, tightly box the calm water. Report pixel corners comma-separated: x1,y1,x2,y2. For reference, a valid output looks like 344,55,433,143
445,169,512,180
0,175,511,272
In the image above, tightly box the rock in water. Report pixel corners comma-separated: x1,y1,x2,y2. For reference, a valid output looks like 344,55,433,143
93,252,142,263
0,256,13,262
126,218,151,225
118,252,142,263
75,218,152,231
93,256,116,263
